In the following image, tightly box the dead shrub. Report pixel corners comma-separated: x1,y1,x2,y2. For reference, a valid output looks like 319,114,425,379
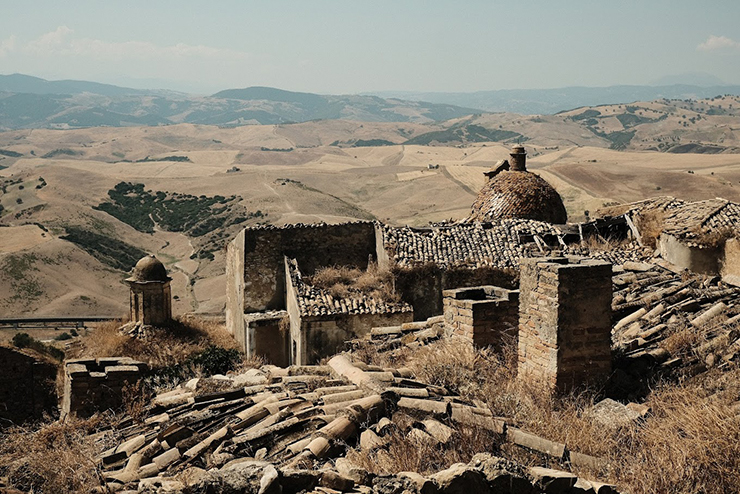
0,415,110,493
345,416,500,475
690,225,734,249
351,335,740,492
609,381,740,494
78,316,238,370
660,325,702,358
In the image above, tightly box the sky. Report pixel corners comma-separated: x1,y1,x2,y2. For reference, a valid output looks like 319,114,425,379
1,0,739,95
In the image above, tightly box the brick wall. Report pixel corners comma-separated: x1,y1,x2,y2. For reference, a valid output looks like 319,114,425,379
61,357,148,419
443,286,519,349
518,257,612,392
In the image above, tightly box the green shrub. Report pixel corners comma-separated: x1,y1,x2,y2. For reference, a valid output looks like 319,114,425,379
12,332,33,348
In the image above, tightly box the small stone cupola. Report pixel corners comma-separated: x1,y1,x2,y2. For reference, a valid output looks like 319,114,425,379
126,255,172,326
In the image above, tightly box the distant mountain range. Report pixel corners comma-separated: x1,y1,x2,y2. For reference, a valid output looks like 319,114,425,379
370,85,740,115
2,73,740,130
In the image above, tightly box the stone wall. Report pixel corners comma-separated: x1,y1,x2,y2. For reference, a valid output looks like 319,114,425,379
243,310,290,367
395,265,519,321
0,347,57,425
225,229,246,339
443,286,519,349
61,357,148,419
300,311,412,365
518,257,612,392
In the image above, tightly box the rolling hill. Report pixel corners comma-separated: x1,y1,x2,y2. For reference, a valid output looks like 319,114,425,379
0,76,480,129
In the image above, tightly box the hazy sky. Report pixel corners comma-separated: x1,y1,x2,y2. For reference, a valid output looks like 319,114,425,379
1,0,739,94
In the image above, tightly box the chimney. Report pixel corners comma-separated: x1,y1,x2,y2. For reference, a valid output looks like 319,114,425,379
509,145,526,171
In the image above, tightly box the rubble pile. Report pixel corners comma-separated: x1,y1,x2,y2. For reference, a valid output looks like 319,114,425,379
91,356,619,493
350,315,447,356
611,260,740,388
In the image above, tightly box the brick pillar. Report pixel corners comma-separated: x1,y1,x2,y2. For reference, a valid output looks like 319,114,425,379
518,257,612,392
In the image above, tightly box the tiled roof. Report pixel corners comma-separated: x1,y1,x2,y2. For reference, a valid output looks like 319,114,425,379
286,258,412,317
381,220,561,270
661,199,740,244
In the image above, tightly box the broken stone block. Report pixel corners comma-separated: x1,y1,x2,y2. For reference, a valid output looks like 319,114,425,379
320,470,355,491
590,398,643,428
528,466,577,494
430,463,490,494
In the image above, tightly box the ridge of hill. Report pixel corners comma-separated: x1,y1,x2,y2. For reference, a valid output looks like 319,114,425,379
371,84,740,114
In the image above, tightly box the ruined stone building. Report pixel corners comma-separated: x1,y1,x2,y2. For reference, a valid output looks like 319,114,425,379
598,196,740,282
226,145,581,365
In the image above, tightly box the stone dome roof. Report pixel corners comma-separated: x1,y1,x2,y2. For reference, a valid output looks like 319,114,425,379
470,170,568,224
128,255,170,283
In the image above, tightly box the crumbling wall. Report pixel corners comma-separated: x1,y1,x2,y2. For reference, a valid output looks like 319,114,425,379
244,311,290,367
518,257,612,392
721,237,740,285
443,286,519,349
61,357,148,419
0,347,57,425
302,311,412,365
659,233,720,275
395,265,518,321
239,222,377,314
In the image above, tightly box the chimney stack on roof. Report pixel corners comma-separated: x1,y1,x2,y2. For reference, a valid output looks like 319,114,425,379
509,145,527,171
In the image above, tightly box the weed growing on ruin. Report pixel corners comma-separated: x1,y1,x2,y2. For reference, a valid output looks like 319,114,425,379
634,210,665,248
78,316,239,370
309,263,400,304
345,411,501,476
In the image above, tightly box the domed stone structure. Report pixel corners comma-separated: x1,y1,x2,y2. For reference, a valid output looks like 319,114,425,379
469,146,567,224
130,255,170,283
126,255,172,326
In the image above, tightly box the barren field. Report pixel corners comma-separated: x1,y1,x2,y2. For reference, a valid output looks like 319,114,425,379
1,122,740,318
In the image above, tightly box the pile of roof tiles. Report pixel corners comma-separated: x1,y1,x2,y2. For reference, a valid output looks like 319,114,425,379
286,258,412,317
88,355,622,493
611,260,740,383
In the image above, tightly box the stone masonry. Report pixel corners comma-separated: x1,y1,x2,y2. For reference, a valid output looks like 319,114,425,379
518,257,612,392
61,357,148,419
443,286,519,349
0,347,57,425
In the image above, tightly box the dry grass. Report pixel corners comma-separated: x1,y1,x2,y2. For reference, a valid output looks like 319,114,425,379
690,225,734,248
77,316,238,370
308,263,400,304
345,413,501,476
0,415,111,493
352,336,740,493
634,210,665,248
